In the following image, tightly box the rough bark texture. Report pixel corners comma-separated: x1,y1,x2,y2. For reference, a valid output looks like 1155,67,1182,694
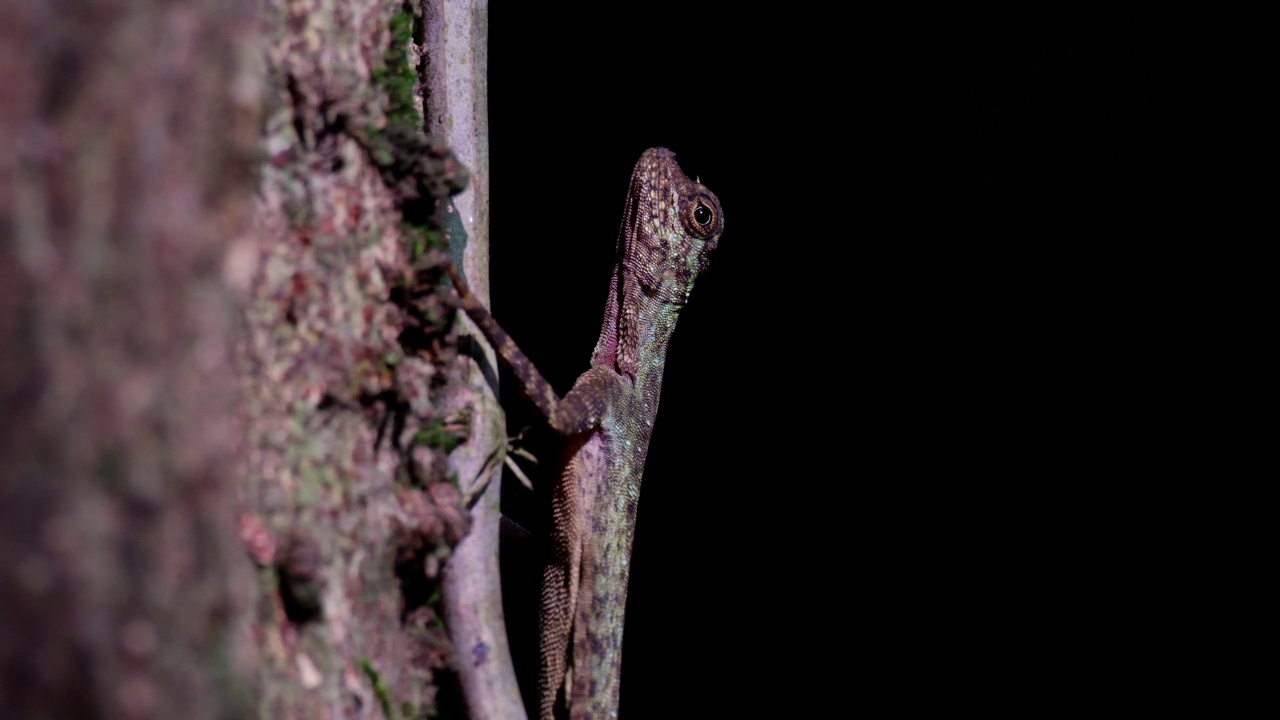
2,0,500,717
0,0,258,718
239,0,474,718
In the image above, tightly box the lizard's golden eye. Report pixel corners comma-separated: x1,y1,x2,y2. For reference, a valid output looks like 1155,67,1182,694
685,196,718,238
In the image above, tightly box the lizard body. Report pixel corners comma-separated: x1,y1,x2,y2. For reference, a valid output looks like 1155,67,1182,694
448,148,723,719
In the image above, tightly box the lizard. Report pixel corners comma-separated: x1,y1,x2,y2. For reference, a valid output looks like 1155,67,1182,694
446,147,724,720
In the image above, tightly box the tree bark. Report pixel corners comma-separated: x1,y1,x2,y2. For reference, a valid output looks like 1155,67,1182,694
2,0,507,717
0,0,258,718
237,0,482,717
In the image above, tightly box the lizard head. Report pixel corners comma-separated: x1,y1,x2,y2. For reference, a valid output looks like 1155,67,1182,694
621,147,724,305
592,148,724,379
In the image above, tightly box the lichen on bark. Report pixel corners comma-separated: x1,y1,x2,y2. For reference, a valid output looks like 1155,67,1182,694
240,0,473,717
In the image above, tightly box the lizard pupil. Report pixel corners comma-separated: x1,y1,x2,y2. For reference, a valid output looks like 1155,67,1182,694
693,203,711,226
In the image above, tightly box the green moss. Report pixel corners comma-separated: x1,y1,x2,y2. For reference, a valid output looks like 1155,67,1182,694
363,124,394,167
372,5,422,132
414,419,465,455
359,659,395,719
353,358,378,391
400,223,442,260
296,460,324,503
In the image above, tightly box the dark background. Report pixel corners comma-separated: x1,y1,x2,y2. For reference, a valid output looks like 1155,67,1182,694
487,8,1173,715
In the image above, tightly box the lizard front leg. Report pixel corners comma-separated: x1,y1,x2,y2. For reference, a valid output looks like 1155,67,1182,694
446,262,623,435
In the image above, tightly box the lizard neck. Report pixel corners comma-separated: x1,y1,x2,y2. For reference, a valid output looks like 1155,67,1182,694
591,269,685,403
589,146,717,397
625,291,681,400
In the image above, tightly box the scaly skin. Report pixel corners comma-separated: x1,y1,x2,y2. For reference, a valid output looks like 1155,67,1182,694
448,148,724,719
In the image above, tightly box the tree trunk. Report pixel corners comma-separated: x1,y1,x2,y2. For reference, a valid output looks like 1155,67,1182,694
0,0,258,718
3,0,512,717
238,0,500,717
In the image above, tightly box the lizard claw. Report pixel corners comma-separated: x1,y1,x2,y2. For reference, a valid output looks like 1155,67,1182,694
503,428,537,492
467,429,538,509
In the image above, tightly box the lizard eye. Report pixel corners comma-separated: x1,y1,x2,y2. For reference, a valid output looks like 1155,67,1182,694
684,195,719,239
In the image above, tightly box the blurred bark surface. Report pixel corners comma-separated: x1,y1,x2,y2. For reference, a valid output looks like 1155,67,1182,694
0,0,259,718
1,0,503,717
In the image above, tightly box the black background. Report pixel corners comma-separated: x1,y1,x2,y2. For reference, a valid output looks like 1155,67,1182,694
486,7,1175,715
